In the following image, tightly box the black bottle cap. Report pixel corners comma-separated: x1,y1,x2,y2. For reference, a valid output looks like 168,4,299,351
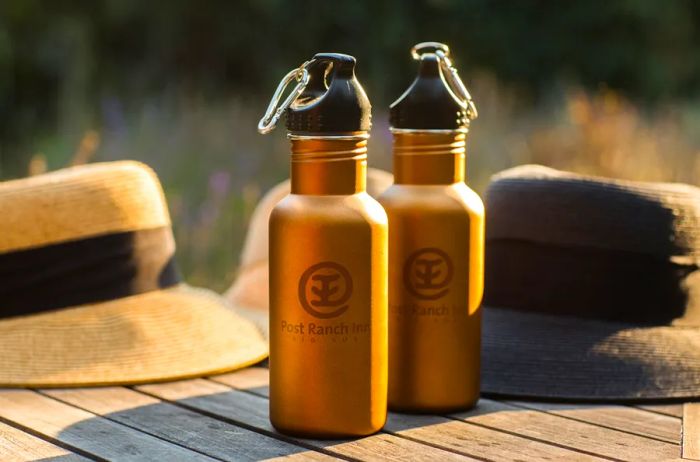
286,53,371,133
390,53,468,130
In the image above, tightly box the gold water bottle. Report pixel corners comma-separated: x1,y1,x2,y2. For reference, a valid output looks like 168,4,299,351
379,43,484,413
258,53,388,437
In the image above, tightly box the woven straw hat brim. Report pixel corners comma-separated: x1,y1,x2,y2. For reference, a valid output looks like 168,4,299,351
0,284,268,387
482,306,700,402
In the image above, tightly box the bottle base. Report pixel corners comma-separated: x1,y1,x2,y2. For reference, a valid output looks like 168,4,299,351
271,421,384,439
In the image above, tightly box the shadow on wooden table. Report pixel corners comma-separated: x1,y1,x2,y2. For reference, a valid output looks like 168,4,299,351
47,366,682,461
50,386,327,460
49,372,510,460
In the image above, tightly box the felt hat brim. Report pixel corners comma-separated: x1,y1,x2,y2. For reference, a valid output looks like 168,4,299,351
0,284,268,387
481,165,700,401
482,306,700,402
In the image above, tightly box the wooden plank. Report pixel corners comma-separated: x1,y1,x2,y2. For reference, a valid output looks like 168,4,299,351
509,401,680,444
213,368,670,461
210,367,269,397
637,404,684,418
384,411,605,461
450,399,679,462
137,378,476,461
42,386,330,461
0,389,216,462
683,403,700,460
0,421,89,462
314,432,477,462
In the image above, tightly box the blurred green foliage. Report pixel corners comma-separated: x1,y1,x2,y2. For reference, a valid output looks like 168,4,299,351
1,0,700,171
0,0,699,291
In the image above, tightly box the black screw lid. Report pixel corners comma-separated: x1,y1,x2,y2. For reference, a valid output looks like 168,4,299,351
286,53,371,134
390,53,468,130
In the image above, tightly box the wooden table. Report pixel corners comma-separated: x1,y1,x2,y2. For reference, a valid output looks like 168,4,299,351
0,366,690,461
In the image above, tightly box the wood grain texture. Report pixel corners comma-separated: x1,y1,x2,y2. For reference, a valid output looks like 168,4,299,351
137,378,476,461
212,365,683,461
385,412,605,461
509,401,680,443
0,421,88,462
0,389,216,462
42,386,330,461
637,404,684,418
683,403,700,460
209,367,269,397
214,370,600,460
451,399,679,462
0,367,693,461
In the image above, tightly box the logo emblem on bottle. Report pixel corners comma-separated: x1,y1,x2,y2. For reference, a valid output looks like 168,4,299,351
404,247,453,300
298,261,353,318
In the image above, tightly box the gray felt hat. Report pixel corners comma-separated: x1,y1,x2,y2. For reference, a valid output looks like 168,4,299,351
481,165,700,402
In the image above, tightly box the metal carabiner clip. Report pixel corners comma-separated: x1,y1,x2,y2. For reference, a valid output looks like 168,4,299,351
411,42,478,121
410,41,450,60
258,61,311,134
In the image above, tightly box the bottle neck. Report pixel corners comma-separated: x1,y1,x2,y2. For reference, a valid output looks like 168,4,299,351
392,131,466,185
290,135,367,195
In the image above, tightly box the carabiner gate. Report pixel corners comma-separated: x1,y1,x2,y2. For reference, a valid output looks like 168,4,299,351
258,62,311,134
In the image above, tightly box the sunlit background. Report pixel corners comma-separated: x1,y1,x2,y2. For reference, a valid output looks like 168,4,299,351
1,1,699,291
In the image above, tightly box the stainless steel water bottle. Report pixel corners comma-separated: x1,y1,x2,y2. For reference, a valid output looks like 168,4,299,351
258,53,388,437
379,42,484,413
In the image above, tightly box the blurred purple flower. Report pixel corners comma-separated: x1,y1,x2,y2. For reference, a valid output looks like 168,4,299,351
209,170,231,199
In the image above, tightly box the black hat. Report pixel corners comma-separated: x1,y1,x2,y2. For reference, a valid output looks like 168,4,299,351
482,165,700,401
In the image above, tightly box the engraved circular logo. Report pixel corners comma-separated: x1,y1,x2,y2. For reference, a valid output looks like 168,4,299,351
403,247,453,300
298,261,353,319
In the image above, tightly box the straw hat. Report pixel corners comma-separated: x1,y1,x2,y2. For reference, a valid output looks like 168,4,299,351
482,165,700,401
0,161,267,387
225,168,394,337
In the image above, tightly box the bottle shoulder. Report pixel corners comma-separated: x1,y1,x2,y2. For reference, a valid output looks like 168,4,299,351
379,183,484,215
271,192,388,226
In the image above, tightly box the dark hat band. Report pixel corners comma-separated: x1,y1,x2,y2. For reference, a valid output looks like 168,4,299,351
485,239,700,326
0,227,180,318
485,165,700,327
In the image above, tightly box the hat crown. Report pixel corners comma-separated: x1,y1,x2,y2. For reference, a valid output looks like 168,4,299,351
0,161,269,387
0,161,171,253
485,165,700,326
0,161,181,319
486,165,700,260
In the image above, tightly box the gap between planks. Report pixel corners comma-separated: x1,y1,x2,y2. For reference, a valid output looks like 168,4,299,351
0,389,217,462
209,370,604,462
135,378,476,462
38,386,332,462
210,367,679,462
636,403,684,418
0,419,95,462
0,366,685,462
506,400,680,444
